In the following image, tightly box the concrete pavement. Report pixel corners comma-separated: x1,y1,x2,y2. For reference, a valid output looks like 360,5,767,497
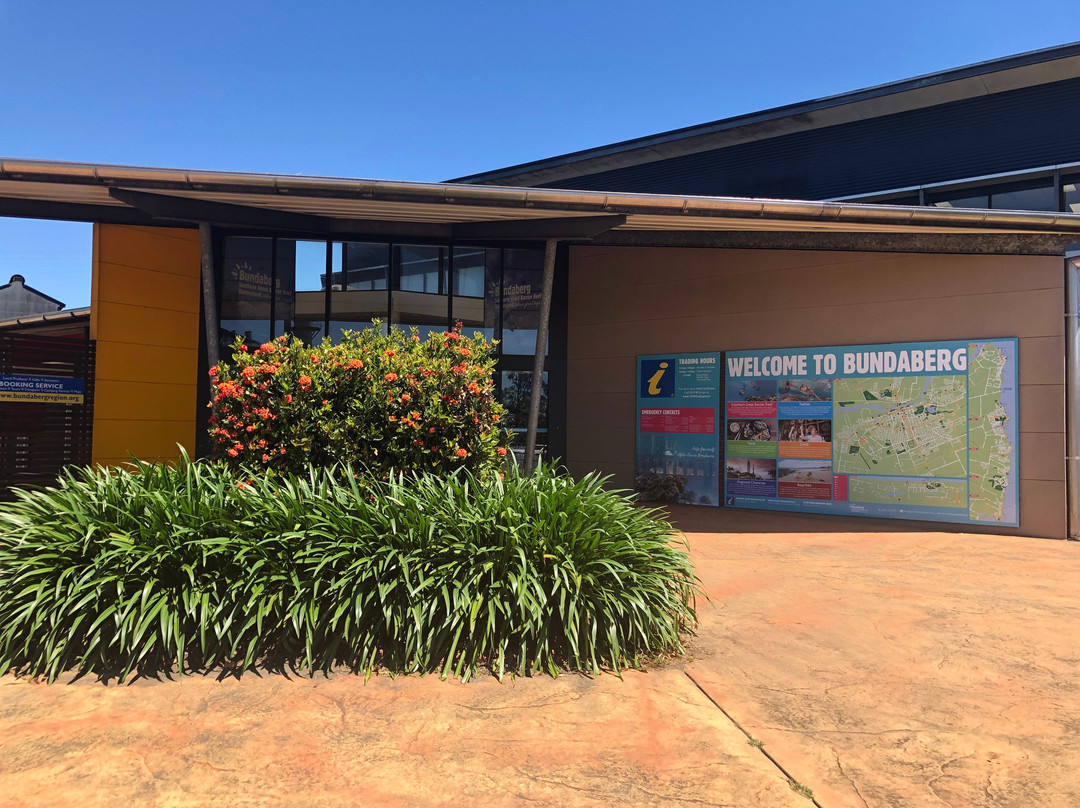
2,509,1079,806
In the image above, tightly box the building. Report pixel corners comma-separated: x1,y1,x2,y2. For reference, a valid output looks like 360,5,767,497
1,45,1079,538
453,42,1080,217
0,274,65,320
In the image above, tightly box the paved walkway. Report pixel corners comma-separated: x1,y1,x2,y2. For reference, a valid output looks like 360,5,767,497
2,510,1079,806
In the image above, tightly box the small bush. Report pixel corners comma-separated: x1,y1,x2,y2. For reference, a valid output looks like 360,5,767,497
0,457,700,682
209,322,507,478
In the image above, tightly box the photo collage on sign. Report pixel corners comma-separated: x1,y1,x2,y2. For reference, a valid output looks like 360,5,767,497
725,375,834,501
718,340,1019,527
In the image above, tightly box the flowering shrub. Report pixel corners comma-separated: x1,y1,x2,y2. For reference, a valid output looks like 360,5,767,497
208,322,508,477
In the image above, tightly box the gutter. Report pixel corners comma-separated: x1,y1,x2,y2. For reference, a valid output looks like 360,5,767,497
4,159,1080,236
0,306,91,331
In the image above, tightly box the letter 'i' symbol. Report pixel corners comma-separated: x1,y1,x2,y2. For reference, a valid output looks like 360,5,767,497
648,362,669,395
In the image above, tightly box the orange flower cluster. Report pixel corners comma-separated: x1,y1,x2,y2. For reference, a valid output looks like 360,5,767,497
208,321,509,478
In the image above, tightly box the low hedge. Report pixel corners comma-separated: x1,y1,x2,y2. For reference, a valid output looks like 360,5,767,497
0,457,700,682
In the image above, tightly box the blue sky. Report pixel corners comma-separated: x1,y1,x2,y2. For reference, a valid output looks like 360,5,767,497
0,0,1074,308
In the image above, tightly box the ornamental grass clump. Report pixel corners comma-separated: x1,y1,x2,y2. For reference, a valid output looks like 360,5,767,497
0,456,700,683
208,322,507,478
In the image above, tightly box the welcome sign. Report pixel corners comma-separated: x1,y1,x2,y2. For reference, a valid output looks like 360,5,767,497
723,339,1018,526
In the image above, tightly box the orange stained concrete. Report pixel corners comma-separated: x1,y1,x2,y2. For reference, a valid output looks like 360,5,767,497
671,506,1080,807
2,511,1079,807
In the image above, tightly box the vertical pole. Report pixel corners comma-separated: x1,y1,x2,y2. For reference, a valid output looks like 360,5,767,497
199,223,219,372
524,239,557,474
1066,257,1080,538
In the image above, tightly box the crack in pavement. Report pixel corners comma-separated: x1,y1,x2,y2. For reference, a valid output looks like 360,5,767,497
683,671,825,808
830,746,869,808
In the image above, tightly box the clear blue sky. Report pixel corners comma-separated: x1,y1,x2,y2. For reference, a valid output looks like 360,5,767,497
0,0,1074,308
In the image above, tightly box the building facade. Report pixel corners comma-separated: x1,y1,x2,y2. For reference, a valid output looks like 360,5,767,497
2,45,1080,538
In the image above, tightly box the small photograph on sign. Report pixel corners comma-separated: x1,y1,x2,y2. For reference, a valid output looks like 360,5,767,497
726,418,777,458
778,377,831,402
725,457,777,497
778,459,833,500
725,378,777,418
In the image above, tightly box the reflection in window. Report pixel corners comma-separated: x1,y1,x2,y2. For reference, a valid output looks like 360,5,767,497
330,242,389,340
453,247,497,344
286,240,328,345
501,248,547,355
220,236,272,351
1062,175,1080,214
931,192,989,210
500,371,548,436
392,245,448,341
930,179,1057,212
991,182,1056,212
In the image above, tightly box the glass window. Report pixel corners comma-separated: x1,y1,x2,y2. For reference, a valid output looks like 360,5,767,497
929,179,1057,212
392,245,448,340
1065,175,1080,214
346,242,390,291
991,181,1056,212
275,239,328,345
877,194,921,206
500,370,548,437
394,245,447,294
501,247,547,355
330,242,389,340
931,192,990,210
219,236,273,351
453,247,498,344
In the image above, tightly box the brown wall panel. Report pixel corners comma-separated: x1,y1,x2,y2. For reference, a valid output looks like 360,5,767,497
567,245,1066,538
1018,385,1065,433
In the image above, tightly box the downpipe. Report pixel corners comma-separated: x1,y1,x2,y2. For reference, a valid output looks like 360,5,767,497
1066,254,1080,538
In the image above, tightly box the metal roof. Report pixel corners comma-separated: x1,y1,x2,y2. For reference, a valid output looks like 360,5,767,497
3,159,1080,242
451,42,1080,188
0,306,90,331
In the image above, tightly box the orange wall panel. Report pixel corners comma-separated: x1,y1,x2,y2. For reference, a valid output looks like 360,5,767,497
91,225,202,466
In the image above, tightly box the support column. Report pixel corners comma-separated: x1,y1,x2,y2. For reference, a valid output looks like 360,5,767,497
199,223,219,372
524,239,557,474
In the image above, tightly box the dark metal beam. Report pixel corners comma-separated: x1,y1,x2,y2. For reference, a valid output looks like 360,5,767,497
0,196,171,227
108,188,451,238
451,214,626,241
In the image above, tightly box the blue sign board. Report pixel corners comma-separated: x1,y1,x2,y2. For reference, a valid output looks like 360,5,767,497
0,374,85,404
636,352,722,506
723,339,1018,526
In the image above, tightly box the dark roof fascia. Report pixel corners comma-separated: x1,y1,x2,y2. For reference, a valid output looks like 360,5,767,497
449,42,1080,185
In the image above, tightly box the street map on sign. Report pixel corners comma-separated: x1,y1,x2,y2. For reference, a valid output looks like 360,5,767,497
966,343,1013,522
833,375,969,478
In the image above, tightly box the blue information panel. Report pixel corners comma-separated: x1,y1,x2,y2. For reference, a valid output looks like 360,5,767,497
636,352,722,506
0,374,84,404
723,339,1018,526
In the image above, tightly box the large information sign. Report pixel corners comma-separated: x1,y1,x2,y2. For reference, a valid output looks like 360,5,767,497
723,339,1018,526
636,352,722,506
